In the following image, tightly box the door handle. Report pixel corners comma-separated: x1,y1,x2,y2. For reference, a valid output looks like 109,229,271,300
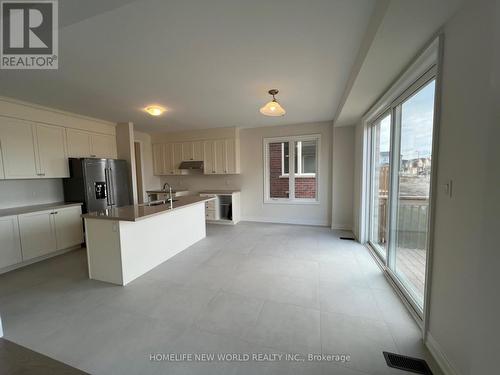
109,168,115,206
104,168,111,206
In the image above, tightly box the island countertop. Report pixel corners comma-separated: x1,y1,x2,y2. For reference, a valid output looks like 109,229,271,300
82,196,213,222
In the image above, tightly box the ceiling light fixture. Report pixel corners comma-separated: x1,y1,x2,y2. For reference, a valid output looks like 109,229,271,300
260,89,286,117
144,105,166,116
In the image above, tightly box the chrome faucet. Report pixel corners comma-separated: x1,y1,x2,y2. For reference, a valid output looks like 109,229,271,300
162,182,173,209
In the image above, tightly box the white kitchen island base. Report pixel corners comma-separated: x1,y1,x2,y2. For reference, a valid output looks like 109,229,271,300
84,201,206,285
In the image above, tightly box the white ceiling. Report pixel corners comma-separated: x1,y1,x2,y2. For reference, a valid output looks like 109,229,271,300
0,0,377,132
334,0,465,127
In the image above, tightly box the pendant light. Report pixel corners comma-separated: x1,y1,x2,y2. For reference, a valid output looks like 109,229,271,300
260,89,286,116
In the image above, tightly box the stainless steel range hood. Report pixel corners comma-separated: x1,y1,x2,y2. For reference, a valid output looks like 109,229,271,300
178,160,204,174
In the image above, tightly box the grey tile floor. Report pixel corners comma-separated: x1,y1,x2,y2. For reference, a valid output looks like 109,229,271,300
0,223,441,375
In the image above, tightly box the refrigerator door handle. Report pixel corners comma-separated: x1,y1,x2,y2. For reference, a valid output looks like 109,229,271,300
109,168,115,206
104,168,111,207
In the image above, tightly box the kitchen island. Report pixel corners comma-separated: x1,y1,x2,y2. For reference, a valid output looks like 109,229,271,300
82,196,213,285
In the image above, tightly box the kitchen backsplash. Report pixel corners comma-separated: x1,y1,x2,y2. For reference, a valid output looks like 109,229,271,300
160,174,242,193
0,179,64,209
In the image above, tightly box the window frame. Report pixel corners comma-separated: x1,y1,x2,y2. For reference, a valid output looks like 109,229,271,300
263,134,321,204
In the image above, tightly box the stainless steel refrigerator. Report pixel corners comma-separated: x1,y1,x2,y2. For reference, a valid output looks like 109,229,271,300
63,158,131,213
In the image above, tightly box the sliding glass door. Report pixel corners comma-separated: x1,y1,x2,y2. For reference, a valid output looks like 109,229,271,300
367,74,436,313
368,113,391,259
391,79,435,307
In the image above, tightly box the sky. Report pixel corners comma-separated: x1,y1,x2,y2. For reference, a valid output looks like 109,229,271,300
379,79,435,159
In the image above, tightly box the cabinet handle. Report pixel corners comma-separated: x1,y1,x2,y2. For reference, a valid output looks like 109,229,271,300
53,211,58,214
90,154,96,158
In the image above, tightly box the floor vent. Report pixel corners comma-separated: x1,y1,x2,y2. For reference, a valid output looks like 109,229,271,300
383,352,433,374
339,236,355,241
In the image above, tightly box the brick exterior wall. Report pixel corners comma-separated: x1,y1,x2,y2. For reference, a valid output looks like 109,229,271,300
269,143,316,199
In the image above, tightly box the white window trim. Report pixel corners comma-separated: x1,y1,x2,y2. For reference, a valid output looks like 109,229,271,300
263,134,321,204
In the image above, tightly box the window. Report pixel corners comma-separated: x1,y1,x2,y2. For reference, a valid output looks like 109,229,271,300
281,141,317,177
264,135,320,203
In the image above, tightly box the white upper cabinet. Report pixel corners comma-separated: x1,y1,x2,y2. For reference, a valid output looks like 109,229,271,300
172,143,183,172
66,128,92,157
90,134,116,159
193,141,204,161
182,142,193,161
0,117,38,179
35,124,69,178
67,128,116,159
214,140,225,174
204,140,215,174
0,216,22,269
53,206,83,250
152,143,164,175
225,138,237,174
152,137,238,176
164,143,174,175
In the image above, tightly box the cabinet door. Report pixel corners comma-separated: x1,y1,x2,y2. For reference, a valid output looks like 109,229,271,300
193,141,204,161
0,117,38,179
214,140,225,174
164,143,175,175
152,144,164,175
18,210,57,261
35,124,69,178
0,216,22,268
225,139,236,174
182,142,194,161
204,140,215,174
91,134,116,159
172,143,183,172
54,206,83,250
67,129,92,157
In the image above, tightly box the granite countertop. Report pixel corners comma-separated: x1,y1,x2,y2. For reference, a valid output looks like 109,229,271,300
198,190,240,195
81,196,214,222
0,202,83,218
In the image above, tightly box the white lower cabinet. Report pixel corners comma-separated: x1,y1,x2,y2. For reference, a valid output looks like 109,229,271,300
17,205,83,263
53,206,83,250
0,216,22,268
18,210,57,261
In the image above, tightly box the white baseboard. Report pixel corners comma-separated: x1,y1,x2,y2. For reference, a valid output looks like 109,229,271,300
330,224,352,231
241,216,329,227
425,333,460,375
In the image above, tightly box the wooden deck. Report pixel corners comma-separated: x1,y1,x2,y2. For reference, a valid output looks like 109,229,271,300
396,247,427,300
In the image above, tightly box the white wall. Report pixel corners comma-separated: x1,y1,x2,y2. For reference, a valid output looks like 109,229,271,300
239,122,332,226
332,126,354,230
0,179,64,209
134,131,161,201
426,1,499,374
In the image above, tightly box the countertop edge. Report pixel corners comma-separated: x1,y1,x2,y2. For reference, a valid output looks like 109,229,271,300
0,202,83,217
82,197,214,222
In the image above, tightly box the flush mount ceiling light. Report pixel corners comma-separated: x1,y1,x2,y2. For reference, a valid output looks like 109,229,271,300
144,105,166,116
260,89,286,117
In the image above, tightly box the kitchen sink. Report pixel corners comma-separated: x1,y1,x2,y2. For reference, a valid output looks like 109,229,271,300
141,199,178,207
